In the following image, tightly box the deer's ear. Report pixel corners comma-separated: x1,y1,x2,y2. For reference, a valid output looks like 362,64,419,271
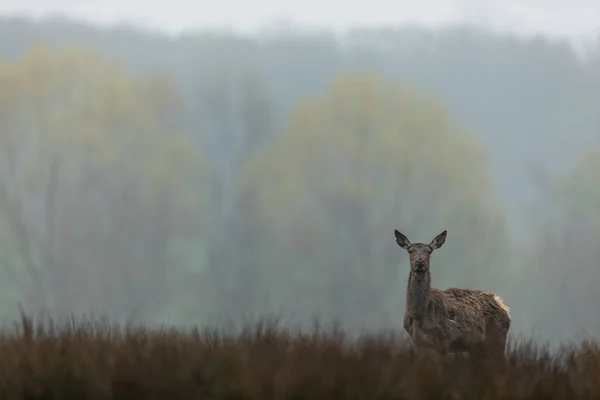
394,230,411,249
430,230,447,250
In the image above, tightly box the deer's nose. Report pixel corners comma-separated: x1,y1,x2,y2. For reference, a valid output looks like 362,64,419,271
415,259,425,267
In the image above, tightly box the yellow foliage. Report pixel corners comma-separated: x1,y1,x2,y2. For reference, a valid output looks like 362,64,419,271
0,43,211,225
242,73,495,231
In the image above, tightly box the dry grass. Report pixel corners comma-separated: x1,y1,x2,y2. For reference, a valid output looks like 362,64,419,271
0,312,597,399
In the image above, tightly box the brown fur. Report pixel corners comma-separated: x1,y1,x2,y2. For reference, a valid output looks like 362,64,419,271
395,229,511,358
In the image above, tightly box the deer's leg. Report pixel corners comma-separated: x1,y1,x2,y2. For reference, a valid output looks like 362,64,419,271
478,332,507,360
411,325,436,352
487,338,508,361
403,313,413,334
413,330,449,358
413,343,439,359
471,339,505,363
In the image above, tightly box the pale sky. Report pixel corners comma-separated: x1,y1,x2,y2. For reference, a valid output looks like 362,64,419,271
1,0,599,43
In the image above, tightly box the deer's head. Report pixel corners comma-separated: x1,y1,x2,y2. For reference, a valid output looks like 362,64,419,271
394,230,447,273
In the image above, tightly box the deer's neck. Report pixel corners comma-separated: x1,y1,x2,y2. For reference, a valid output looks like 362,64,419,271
407,270,431,321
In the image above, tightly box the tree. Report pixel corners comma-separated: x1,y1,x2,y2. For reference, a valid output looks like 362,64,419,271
0,44,212,322
240,74,510,330
186,66,278,322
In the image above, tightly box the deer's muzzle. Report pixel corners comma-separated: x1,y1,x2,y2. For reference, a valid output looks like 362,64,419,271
415,260,426,271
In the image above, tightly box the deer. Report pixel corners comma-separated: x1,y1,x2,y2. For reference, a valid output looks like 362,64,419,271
394,229,511,359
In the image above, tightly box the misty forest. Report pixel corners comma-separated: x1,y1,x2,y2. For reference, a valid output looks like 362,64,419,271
1,16,599,347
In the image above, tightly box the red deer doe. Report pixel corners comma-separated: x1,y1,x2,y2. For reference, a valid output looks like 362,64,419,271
394,229,511,359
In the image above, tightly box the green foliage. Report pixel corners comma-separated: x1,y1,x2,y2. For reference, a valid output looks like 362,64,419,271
554,148,600,226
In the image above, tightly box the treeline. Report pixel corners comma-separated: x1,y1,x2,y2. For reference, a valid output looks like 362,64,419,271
0,17,599,345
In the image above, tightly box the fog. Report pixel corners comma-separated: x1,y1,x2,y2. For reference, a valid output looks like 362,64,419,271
0,4,599,346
